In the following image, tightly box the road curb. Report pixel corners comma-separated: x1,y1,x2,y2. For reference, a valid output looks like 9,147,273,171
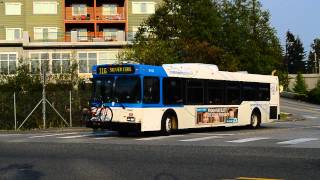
0,127,92,134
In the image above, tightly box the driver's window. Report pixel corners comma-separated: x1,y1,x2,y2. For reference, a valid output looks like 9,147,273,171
143,77,160,104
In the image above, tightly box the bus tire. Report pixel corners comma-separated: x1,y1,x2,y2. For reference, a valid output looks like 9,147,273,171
250,109,261,129
161,113,178,136
118,130,128,136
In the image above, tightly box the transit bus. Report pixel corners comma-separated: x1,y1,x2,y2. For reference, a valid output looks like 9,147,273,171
86,63,279,135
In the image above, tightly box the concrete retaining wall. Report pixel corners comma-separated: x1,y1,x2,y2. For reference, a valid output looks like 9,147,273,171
288,74,320,91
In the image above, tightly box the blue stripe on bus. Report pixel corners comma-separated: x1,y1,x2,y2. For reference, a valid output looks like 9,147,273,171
92,64,168,78
91,102,183,108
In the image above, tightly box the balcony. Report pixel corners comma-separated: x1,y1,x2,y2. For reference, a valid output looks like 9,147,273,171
95,7,126,22
65,7,94,22
64,7,126,23
64,31,126,42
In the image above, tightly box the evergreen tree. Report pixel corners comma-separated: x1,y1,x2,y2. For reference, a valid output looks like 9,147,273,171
306,38,320,73
293,72,307,94
286,31,306,74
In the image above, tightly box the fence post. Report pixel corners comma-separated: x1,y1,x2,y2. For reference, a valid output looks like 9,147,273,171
14,92,17,131
70,91,72,127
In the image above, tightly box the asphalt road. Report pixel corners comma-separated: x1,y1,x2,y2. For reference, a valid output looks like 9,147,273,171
0,143,319,180
0,97,319,180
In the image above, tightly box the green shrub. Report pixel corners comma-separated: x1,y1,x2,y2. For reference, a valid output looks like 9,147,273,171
293,72,307,95
308,88,320,104
308,80,320,104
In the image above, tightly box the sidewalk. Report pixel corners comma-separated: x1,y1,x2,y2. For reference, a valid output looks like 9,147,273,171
0,127,92,134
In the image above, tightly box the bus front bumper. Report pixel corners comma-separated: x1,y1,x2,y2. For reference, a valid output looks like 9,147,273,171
86,121,141,132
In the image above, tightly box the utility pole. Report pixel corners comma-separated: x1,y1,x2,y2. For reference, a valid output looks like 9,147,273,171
314,52,317,74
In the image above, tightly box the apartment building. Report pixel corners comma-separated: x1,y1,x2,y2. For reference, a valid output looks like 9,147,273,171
0,0,161,76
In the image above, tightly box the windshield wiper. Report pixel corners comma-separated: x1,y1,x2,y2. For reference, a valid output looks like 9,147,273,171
113,97,126,109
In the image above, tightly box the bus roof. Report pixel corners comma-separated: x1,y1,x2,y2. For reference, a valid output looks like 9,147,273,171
92,63,278,84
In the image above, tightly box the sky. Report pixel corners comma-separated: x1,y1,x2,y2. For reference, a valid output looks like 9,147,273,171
260,0,320,53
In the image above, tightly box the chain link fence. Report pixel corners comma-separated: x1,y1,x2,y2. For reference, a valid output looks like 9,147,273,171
0,89,91,130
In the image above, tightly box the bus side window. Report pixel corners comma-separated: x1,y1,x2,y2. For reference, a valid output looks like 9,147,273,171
258,83,270,101
163,78,183,105
242,82,258,101
207,80,224,105
226,82,241,105
186,79,204,105
143,77,160,104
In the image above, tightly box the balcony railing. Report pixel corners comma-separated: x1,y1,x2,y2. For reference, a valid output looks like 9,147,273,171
29,31,138,43
65,31,127,42
65,7,126,21
95,7,125,21
65,7,94,21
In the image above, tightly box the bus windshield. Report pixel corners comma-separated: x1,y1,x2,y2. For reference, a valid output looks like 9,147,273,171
93,76,141,103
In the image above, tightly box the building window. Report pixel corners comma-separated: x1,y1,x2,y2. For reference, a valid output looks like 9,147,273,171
103,29,117,41
78,52,97,73
129,26,149,41
5,3,22,15
102,4,117,16
33,1,57,14
34,27,58,40
77,29,88,41
52,53,70,74
132,2,155,14
0,53,17,74
30,53,49,74
72,4,87,16
6,28,22,40
99,51,118,65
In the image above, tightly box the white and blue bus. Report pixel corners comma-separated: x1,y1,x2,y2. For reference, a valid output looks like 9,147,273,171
87,63,279,135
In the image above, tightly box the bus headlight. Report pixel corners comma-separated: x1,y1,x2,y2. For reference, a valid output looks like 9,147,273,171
127,117,136,122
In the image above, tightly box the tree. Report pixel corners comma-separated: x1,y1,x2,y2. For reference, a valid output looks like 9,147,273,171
286,31,306,74
293,72,307,94
306,38,320,73
121,0,282,74
217,0,282,74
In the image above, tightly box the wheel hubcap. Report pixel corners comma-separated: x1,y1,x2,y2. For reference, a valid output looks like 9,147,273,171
166,118,172,132
252,115,258,127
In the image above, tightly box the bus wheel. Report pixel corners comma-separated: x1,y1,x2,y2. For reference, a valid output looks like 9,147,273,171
250,111,261,129
161,115,177,136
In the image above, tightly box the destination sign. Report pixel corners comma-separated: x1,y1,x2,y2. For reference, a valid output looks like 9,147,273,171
97,65,135,75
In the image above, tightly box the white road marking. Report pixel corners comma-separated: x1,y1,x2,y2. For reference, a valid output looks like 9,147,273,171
0,134,23,137
227,137,270,143
29,132,78,138
312,126,320,128
302,115,318,119
190,133,235,136
180,136,222,142
277,138,319,145
58,134,93,139
57,132,112,139
136,135,184,141
94,137,113,140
